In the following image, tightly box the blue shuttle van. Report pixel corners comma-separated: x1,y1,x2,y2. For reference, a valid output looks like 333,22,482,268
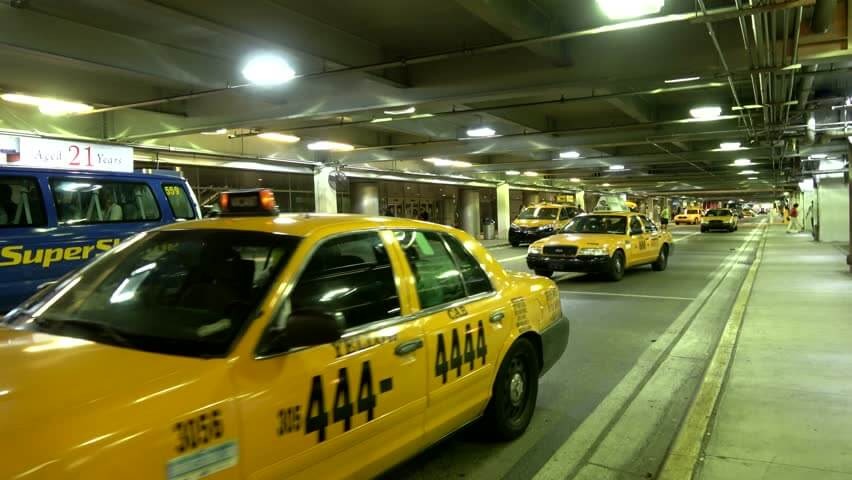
0,166,201,312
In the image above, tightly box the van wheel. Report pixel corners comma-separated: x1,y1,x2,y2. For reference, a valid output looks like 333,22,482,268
534,269,554,278
607,251,625,281
510,241,520,248
481,338,539,440
652,246,668,271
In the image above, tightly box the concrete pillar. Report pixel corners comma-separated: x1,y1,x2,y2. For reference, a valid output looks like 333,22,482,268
848,144,852,272
440,197,455,226
350,182,379,215
460,189,481,238
496,184,511,240
522,191,540,205
575,190,585,211
313,166,338,213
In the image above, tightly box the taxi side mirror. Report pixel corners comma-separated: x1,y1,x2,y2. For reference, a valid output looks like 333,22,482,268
258,311,343,357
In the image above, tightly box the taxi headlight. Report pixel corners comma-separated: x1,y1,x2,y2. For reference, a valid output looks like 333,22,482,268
537,224,554,232
510,223,520,230
528,245,542,255
577,247,608,256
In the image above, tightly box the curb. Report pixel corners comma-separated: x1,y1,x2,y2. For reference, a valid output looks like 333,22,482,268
657,226,768,480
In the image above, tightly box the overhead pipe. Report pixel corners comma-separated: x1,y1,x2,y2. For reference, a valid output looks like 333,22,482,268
811,0,838,33
81,0,816,116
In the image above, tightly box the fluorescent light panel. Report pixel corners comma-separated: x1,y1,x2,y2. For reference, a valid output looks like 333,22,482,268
466,127,496,137
689,106,722,119
720,142,742,151
257,132,301,143
383,106,416,115
664,76,700,84
596,0,664,19
1,93,94,116
559,150,581,159
423,157,472,168
307,141,354,151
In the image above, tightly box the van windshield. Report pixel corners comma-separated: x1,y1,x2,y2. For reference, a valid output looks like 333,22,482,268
517,207,558,220
3,230,299,358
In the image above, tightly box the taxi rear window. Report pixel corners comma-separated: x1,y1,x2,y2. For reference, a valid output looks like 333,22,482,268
5,230,299,358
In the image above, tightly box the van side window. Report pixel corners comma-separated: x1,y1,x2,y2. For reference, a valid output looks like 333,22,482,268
0,176,46,228
50,179,161,224
162,184,197,220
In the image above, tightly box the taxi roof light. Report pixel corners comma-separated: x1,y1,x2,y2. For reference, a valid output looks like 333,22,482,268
218,188,280,217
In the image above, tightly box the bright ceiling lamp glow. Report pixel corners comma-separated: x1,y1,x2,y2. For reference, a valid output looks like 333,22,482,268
307,141,354,151
608,164,625,171
747,176,758,180
1,93,94,116
808,153,828,159
689,106,722,119
738,170,759,175
602,183,611,187
733,158,752,166
383,106,415,115
664,76,700,84
466,127,496,137
720,142,742,150
505,170,521,176
523,171,538,177
241,55,296,86
370,117,392,123
732,104,764,111
257,132,300,143
201,128,228,135
570,177,582,183
559,150,581,159
596,0,664,19
423,157,472,168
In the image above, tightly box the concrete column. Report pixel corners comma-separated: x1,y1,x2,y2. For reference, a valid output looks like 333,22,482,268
496,184,511,240
350,182,379,215
460,189,481,238
848,144,852,272
575,190,585,211
522,191,540,205
313,166,338,213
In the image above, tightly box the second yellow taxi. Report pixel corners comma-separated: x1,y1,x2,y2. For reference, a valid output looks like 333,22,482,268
0,188,568,480
526,211,673,281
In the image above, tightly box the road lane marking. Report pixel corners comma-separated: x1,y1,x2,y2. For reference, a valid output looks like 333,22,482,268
559,291,695,301
673,232,700,243
498,254,528,263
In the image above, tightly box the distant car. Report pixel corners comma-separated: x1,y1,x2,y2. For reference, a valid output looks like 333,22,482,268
742,209,755,217
1,189,569,480
526,212,673,281
509,203,582,247
701,208,738,232
674,208,702,225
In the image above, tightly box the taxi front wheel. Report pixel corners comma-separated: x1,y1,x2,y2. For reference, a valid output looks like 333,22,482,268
607,251,625,281
481,338,539,440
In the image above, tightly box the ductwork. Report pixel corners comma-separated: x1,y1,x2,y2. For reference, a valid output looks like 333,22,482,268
810,0,837,33
797,65,818,111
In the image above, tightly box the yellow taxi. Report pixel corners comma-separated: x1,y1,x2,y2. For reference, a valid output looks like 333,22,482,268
0,189,568,480
700,208,738,232
526,211,673,281
508,203,583,247
673,208,703,225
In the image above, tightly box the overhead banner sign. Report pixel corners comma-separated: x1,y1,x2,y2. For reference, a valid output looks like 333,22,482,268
10,137,133,172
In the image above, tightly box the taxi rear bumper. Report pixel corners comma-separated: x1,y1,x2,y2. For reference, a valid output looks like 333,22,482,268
540,314,569,376
527,254,611,273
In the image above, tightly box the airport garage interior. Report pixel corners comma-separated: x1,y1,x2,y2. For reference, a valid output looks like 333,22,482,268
0,0,851,479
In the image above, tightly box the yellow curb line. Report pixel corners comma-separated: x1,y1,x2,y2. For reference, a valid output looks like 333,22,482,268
657,224,768,480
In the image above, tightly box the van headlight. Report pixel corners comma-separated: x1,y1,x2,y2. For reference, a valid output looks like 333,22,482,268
528,245,542,255
577,247,608,256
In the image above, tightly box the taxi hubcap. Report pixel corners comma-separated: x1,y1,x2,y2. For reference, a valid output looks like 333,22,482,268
509,372,525,405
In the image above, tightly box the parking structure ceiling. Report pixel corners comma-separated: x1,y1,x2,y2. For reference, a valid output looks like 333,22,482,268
0,0,850,198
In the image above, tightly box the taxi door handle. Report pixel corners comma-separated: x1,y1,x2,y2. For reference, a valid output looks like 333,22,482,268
395,338,424,356
490,311,505,324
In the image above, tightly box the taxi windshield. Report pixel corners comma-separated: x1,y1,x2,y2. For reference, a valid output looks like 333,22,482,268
706,209,732,216
3,230,299,358
563,215,627,234
517,207,559,220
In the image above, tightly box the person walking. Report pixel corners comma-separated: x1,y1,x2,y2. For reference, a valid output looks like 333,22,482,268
786,203,803,233
660,205,670,231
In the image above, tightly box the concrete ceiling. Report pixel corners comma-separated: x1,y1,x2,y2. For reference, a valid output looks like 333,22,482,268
0,0,850,195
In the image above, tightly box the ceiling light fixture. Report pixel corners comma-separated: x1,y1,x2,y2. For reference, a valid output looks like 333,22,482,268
201,128,228,135
466,126,497,137
383,106,416,115
738,170,759,175
596,0,664,19
731,104,764,111
423,157,472,168
602,183,612,187
523,171,538,177
664,76,700,84
808,153,828,159
747,176,758,180
241,54,296,86
570,177,582,183
1,93,94,116
370,117,392,123
733,158,752,166
257,132,301,143
689,106,723,120
608,164,625,171
307,141,354,151
559,150,581,159
720,142,742,150
505,170,521,176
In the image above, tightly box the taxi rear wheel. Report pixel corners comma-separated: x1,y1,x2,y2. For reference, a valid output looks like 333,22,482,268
607,251,625,281
651,245,668,271
481,338,539,440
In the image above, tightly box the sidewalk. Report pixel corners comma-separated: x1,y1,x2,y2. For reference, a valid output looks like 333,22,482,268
697,226,852,479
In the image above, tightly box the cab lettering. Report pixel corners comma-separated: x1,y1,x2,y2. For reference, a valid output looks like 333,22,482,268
302,361,382,443
173,409,223,453
434,321,487,384
0,238,120,268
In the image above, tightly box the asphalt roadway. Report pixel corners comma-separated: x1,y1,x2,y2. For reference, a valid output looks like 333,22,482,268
383,218,765,480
